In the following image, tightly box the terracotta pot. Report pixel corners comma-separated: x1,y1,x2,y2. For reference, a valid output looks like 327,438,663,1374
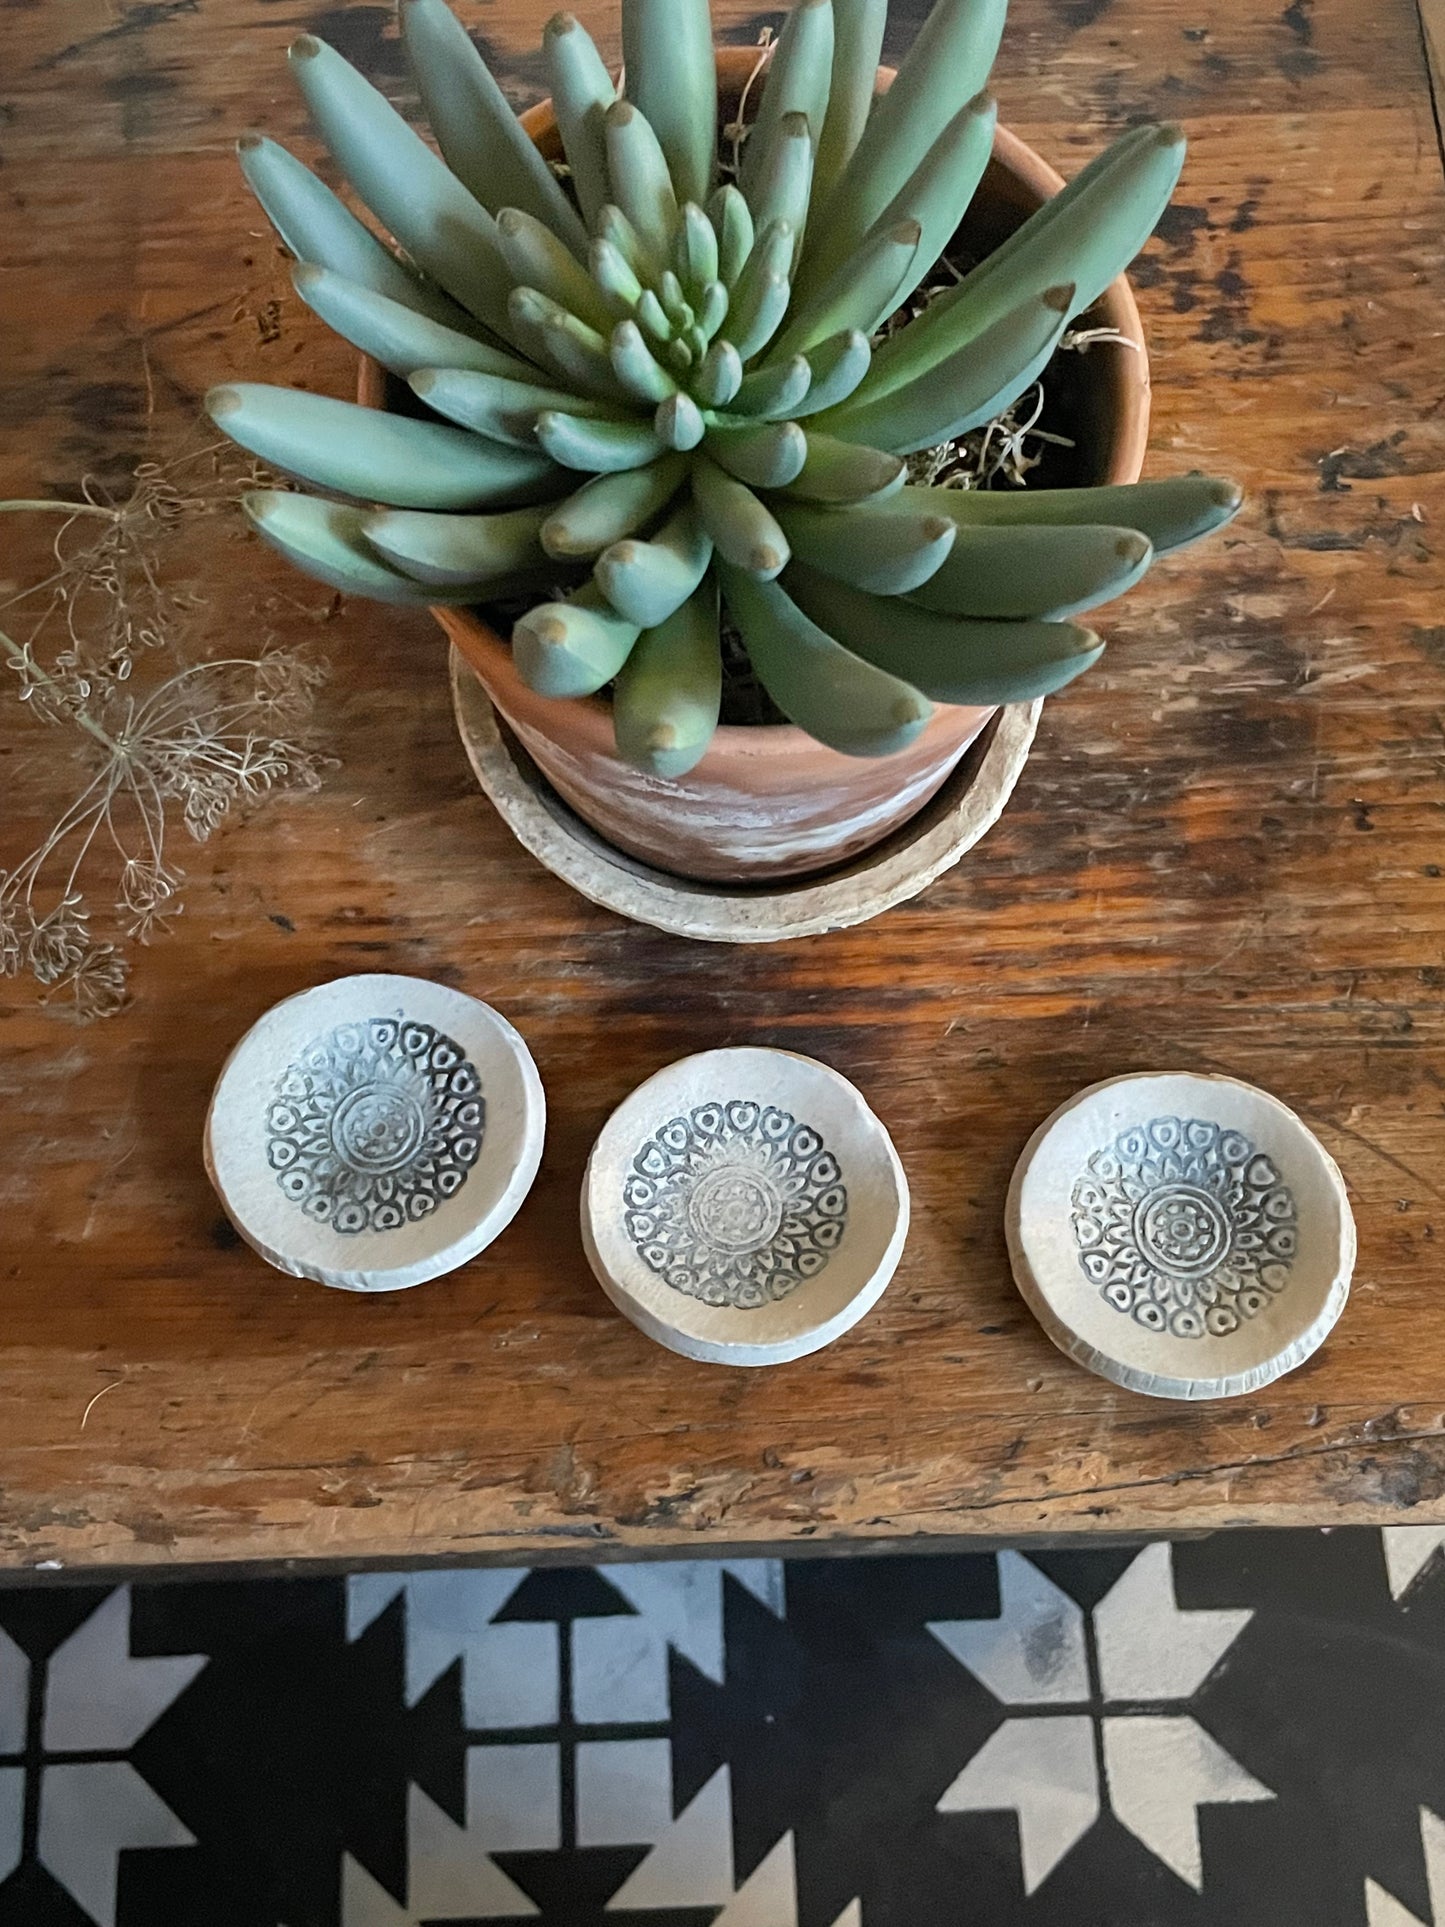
360,48,1150,886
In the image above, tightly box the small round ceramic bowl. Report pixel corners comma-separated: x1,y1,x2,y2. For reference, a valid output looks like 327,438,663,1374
582,1046,909,1366
205,973,545,1292
1007,1071,1355,1400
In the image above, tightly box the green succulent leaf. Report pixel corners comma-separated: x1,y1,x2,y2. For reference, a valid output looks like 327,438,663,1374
286,34,514,340
291,265,534,383
745,112,816,262
623,0,718,209
903,515,1153,619
362,502,555,586
770,217,920,361
655,393,707,451
610,319,681,402
677,203,722,296
400,0,589,257
513,581,642,696
792,328,872,415
704,419,809,489
695,339,744,408
866,121,1186,398
245,490,506,604
596,499,715,627
509,288,631,400
793,90,996,314
907,474,1244,554
656,269,688,324
733,354,813,419
778,431,906,505
785,560,1105,703
537,410,667,472
613,580,723,776
816,280,1074,453
724,219,797,362
804,0,1008,288
496,207,617,335
635,289,676,345
692,459,791,577
718,561,933,759
596,204,665,286
591,237,647,316
210,384,560,509
729,275,792,363
739,0,836,201
543,12,617,232
541,454,689,558
774,499,957,594
239,136,476,335
870,91,998,309
605,100,681,260
709,185,756,288
812,0,888,207
696,281,731,341
411,365,622,446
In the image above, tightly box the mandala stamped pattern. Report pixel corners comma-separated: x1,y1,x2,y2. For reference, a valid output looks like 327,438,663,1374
1070,1116,1297,1338
266,1018,485,1234
623,1100,849,1309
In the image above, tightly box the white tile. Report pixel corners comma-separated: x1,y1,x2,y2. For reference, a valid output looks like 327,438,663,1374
1094,1545,1252,1702
930,1554,1089,1706
464,1622,559,1730
466,1743,560,1852
43,1589,205,1753
606,1766,734,1911
576,1738,673,1848
1102,1715,1273,1891
572,1616,669,1723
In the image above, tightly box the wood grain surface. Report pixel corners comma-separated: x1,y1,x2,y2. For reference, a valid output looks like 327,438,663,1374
3,0,1445,1576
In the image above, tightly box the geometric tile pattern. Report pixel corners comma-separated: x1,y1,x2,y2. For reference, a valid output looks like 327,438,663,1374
0,1529,1441,1923
930,1545,1272,1892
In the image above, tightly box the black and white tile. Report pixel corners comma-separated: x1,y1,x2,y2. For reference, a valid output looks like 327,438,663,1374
1,1528,1443,1925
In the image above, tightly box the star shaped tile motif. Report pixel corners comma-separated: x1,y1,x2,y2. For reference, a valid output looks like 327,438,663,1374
0,1587,204,1925
929,1545,1273,1894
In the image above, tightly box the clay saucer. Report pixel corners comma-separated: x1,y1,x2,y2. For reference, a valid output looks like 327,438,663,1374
205,973,545,1292
583,1047,909,1365
1007,1071,1355,1400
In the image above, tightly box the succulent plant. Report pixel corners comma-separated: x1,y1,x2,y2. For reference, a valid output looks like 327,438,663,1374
211,0,1242,777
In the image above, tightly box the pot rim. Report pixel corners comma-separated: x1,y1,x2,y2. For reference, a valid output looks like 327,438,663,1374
361,50,1152,756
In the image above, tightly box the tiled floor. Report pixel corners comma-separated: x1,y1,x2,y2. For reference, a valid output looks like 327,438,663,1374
2,1526,1443,1924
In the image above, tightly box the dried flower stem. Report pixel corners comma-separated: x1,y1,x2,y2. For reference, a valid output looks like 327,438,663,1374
0,624,124,754
0,501,116,520
1,453,332,1020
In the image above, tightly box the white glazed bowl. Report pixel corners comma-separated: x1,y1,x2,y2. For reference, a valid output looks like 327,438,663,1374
205,973,545,1292
582,1046,910,1366
1007,1071,1355,1399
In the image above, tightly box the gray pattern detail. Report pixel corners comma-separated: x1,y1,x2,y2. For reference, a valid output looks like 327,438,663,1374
1070,1117,1297,1338
623,1101,848,1309
266,1018,484,1235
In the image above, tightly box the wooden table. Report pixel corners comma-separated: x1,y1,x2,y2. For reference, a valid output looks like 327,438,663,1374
4,0,1445,1577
